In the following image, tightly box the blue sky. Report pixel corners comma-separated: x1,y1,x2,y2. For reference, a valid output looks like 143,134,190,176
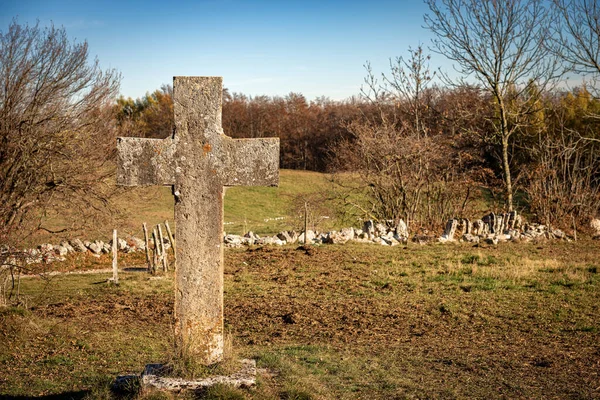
1,0,440,100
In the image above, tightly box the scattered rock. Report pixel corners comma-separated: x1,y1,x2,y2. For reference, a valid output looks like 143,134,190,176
439,219,458,242
55,245,69,256
395,219,408,238
60,241,75,253
590,218,600,239
363,220,375,239
471,219,487,236
298,230,316,244
461,233,480,243
7,209,585,267
128,236,146,251
117,238,129,251
224,234,243,247
277,231,295,244
375,223,388,237
340,227,355,241
70,239,88,253
88,241,103,255
485,237,499,245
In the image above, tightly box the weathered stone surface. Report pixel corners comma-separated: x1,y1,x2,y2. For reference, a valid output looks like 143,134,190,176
375,223,388,237
439,219,458,242
88,241,103,255
224,234,243,247
471,219,487,236
117,77,279,365
70,239,88,253
299,230,316,243
141,359,256,392
325,230,349,244
277,231,294,243
373,237,386,245
485,237,499,245
240,237,254,246
395,219,408,238
129,236,146,251
117,137,178,187
496,234,510,242
244,231,259,240
55,245,69,256
60,241,75,253
340,227,355,241
117,238,129,251
461,233,480,243
380,236,398,246
259,236,284,246
483,212,496,233
363,220,375,239
242,231,258,245
591,218,600,239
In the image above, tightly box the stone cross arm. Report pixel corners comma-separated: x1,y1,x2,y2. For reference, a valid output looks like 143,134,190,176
116,135,279,188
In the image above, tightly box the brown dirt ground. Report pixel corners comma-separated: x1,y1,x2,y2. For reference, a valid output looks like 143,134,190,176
1,241,599,399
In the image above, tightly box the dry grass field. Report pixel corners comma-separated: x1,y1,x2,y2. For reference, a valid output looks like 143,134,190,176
1,239,599,399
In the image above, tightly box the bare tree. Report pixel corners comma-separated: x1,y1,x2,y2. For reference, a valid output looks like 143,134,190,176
424,0,562,211
0,20,120,246
526,92,600,228
383,45,436,138
553,0,600,76
334,47,475,231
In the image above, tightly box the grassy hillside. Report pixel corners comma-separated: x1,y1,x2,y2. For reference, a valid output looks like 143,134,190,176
26,170,345,246
24,168,527,247
111,169,343,237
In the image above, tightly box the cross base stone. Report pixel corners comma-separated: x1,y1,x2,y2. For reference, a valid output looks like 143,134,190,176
139,359,257,393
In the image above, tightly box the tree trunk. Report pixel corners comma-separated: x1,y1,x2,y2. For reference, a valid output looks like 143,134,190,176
498,99,514,212
501,124,514,212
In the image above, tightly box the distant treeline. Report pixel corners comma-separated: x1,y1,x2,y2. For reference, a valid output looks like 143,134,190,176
115,86,369,171
114,82,600,230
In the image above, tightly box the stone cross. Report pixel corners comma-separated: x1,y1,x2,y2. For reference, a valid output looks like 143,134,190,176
116,77,279,365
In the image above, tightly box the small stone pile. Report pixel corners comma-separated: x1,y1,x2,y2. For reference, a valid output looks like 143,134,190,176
438,211,568,244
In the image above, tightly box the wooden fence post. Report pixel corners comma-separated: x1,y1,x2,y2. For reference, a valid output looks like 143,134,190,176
158,224,168,272
304,201,309,245
112,229,119,285
164,220,176,259
152,228,159,274
142,222,152,272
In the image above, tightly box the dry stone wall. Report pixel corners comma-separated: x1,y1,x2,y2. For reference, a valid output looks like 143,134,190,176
2,211,595,268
